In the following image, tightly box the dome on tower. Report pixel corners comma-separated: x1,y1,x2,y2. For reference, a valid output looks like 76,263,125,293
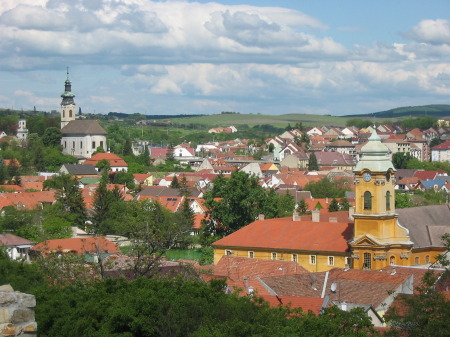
354,129,395,173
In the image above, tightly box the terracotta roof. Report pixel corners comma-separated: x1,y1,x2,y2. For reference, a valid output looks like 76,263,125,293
262,295,324,315
0,191,56,210
31,237,120,256
61,120,107,135
133,173,152,183
212,256,308,282
84,153,128,168
432,140,450,150
0,185,24,192
413,170,446,181
212,217,353,253
20,182,44,191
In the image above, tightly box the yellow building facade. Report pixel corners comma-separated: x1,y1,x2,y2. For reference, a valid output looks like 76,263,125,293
350,130,442,269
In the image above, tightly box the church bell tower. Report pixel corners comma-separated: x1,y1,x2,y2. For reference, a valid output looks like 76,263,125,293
60,67,76,129
350,130,413,270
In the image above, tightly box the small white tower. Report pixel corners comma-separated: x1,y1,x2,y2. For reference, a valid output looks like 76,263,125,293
17,118,28,141
60,67,76,129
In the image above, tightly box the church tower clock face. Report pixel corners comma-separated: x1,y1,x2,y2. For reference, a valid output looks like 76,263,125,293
363,172,372,182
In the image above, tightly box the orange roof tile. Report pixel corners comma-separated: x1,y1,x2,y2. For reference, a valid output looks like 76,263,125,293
262,295,324,315
213,217,352,252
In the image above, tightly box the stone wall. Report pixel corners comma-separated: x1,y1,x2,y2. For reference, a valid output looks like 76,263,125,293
0,285,37,337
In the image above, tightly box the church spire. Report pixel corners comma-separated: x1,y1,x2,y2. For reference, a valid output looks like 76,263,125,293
61,66,75,106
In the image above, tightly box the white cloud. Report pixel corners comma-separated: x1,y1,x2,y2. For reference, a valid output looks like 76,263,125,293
406,19,450,45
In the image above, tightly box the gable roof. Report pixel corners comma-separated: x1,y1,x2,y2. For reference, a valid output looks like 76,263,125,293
432,140,450,150
0,234,34,247
84,153,128,168
261,268,411,309
61,120,107,135
212,217,353,253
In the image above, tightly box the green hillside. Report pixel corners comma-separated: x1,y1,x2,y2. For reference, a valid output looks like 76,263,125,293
345,104,450,119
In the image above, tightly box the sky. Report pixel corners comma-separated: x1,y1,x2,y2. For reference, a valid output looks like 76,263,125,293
0,0,449,116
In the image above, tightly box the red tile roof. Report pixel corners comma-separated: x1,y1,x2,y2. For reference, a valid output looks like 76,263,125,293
0,185,24,192
84,153,128,168
31,237,120,256
262,295,324,315
213,217,353,252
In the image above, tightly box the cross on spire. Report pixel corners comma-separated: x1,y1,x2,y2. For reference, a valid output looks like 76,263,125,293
66,66,69,80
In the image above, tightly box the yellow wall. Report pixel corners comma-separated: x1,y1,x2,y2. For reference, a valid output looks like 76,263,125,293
213,247,349,272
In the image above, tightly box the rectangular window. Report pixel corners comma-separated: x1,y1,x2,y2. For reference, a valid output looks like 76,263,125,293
225,249,233,256
72,141,75,149
309,255,316,265
92,141,96,149
248,251,254,259
64,141,67,149
271,252,277,260
345,257,351,268
80,141,83,149
100,141,104,149
328,256,335,266
292,254,298,263
415,257,420,265
363,253,372,269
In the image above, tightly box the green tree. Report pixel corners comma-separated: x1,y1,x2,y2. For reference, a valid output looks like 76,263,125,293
297,199,309,215
113,171,135,189
429,137,443,148
304,178,351,198
340,197,351,211
42,127,62,147
166,143,175,162
123,138,133,156
179,175,190,196
395,192,413,209
52,174,86,228
328,198,340,212
170,175,180,188
392,152,413,169
308,152,319,171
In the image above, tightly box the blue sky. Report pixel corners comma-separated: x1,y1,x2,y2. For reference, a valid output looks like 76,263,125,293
0,0,449,116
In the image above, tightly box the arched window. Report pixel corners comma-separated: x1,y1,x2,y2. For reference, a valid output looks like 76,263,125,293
390,256,395,265
364,191,372,210
69,110,72,118
386,191,391,211
426,255,430,264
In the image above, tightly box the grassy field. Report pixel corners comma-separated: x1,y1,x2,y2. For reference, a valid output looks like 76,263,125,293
173,113,361,128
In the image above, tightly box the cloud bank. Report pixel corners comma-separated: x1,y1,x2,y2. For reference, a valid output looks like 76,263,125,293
0,0,449,115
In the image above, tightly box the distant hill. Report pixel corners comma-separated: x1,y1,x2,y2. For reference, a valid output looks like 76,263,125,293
344,104,450,119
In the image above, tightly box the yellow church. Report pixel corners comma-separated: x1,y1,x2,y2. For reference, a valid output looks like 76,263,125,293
213,130,450,271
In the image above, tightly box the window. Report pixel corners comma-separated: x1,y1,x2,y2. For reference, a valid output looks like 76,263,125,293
80,141,83,149
72,141,75,149
100,141,104,149
248,251,254,259
64,141,67,149
390,256,395,265
292,254,298,263
309,255,316,265
426,255,430,264
345,257,351,268
363,253,372,269
225,250,232,256
271,252,277,260
328,256,334,266
92,141,96,149
69,110,72,118
415,257,420,265
386,191,391,211
63,110,65,118
363,191,372,210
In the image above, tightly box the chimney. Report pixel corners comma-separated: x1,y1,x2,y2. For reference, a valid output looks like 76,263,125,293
312,209,320,222
293,211,301,221
329,217,338,223
348,206,355,220
258,214,265,220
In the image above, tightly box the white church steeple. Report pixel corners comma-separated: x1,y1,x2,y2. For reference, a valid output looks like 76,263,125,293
60,67,76,129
